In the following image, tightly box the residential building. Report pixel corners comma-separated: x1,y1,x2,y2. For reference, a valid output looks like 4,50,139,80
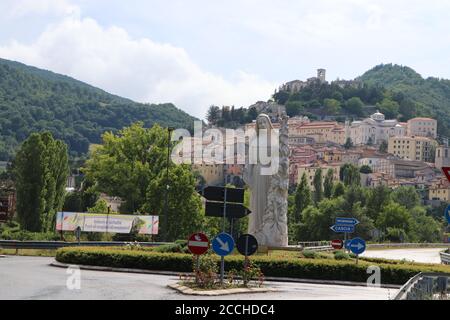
429,179,450,202
289,146,318,185
290,121,346,145
359,157,395,177
407,118,438,138
288,135,316,146
388,136,436,162
297,162,341,190
323,148,362,165
436,145,450,170
391,159,433,179
348,111,405,145
192,162,225,187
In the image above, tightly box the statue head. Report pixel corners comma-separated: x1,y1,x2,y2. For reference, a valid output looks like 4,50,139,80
256,114,273,132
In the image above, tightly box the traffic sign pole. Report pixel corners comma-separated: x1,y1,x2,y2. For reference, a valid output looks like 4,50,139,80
220,188,228,285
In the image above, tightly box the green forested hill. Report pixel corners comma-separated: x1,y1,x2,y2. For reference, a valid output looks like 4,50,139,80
0,58,196,160
358,64,450,137
272,63,450,139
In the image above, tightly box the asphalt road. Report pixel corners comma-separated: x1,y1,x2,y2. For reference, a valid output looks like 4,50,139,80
362,248,444,264
0,256,392,300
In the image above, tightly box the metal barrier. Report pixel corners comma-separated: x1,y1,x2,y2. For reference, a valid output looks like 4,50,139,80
441,250,450,265
367,243,449,249
0,240,168,250
394,272,450,300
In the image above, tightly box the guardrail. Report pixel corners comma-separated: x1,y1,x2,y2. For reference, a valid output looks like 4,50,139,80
0,240,168,250
441,250,450,265
0,240,446,254
394,272,450,300
367,243,449,249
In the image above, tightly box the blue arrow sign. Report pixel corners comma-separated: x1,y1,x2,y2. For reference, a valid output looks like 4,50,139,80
344,239,352,250
335,217,360,226
212,233,235,257
349,237,366,255
330,225,355,233
445,205,450,224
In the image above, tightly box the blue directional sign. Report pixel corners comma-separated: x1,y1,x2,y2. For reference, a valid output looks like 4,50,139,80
330,224,355,233
445,205,450,224
212,233,235,257
336,217,360,226
344,239,352,250
349,237,366,255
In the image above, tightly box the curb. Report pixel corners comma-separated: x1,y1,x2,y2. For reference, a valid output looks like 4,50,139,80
168,283,278,296
50,260,400,289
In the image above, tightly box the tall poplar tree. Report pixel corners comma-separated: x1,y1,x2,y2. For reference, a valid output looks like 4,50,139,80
14,132,69,232
313,168,324,204
294,173,312,222
324,169,334,199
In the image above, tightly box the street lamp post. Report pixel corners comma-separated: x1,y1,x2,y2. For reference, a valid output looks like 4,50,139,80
163,127,174,242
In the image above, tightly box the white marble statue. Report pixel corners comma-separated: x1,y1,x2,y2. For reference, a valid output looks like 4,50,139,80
244,113,289,247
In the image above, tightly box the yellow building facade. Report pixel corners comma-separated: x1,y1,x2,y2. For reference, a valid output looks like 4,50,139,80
388,136,436,162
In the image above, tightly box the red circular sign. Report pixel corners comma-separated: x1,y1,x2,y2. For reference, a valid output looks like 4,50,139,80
331,239,344,250
188,233,210,255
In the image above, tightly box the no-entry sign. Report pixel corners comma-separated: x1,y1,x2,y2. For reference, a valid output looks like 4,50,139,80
188,233,209,255
331,239,344,250
442,167,450,183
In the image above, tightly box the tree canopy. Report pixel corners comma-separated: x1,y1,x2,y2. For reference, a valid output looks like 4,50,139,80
83,123,203,241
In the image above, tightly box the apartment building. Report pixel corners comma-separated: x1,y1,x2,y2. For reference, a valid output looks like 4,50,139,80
407,118,438,138
388,136,436,162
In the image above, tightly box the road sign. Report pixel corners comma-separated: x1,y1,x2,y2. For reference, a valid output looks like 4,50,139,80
205,201,251,219
212,233,235,257
445,205,450,224
330,224,355,233
75,226,82,243
237,234,258,256
349,237,366,255
188,233,210,255
201,186,245,204
335,217,360,226
442,167,450,183
331,239,344,250
344,239,352,250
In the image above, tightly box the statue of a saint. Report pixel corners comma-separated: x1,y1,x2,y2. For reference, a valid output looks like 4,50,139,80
244,113,289,247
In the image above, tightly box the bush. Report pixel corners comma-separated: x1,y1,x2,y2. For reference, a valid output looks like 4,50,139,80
55,247,450,285
229,259,264,287
192,254,219,289
334,251,350,260
302,250,317,259
153,241,189,254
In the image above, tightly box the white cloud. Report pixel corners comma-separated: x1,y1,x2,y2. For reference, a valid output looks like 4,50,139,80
0,3,275,119
2,0,450,120
4,0,80,19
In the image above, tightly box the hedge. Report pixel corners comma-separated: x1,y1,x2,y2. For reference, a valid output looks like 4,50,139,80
55,247,450,285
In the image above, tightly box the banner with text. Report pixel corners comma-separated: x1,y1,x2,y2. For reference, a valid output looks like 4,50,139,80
56,212,159,235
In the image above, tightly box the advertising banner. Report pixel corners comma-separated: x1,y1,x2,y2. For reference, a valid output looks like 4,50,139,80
56,212,159,235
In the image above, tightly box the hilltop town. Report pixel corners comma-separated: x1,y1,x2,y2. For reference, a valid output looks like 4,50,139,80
196,69,450,207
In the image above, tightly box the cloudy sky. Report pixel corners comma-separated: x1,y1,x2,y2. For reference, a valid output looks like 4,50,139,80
1,0,450,118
